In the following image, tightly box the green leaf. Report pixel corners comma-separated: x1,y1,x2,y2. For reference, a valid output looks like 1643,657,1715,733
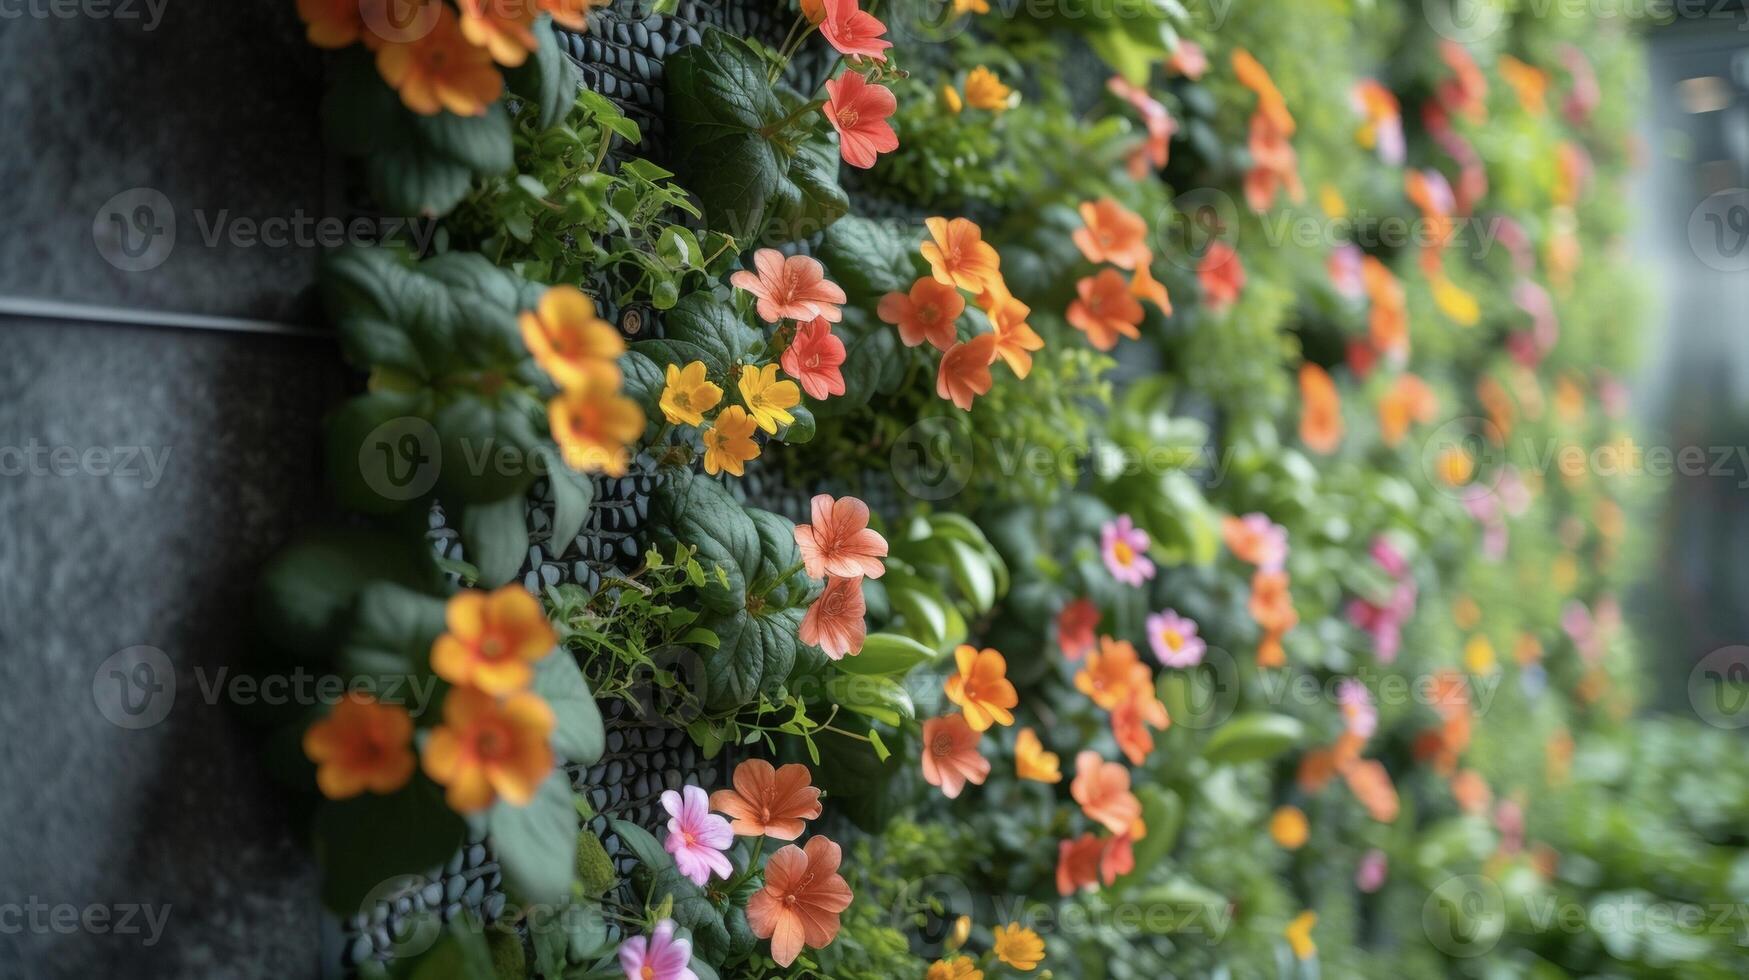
611,819,735,960
314,778,466,914
1201,713,1305,765
338,582,447,716
699,605,806,711
835,632,934,676
817,215,916,304
257,525,443,658
547,451,596,553
941,537,998,613
757,122,849,246
648,469,761,614
632,291,764,379
825,674,914,727
460,493,530,588
534,652,605,765
1114,787,1182,892
506,17,580,129
488,771,578,907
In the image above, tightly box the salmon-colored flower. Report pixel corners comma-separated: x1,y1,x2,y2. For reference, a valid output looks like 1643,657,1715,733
1015,727,1061,783
731,249,846,324
1243,111,1304,213
1437,40,1488,122
1071,750,1144,837
520,285,625,392
421,687,555,813
878,277,964,351
700,405,759,477
1100,832,1135,885
457,0,539,67
1378,373,1437,447
1285,911,1316,960
1269,805,1308,849
1056,833,1103,895
937,334,998,410
921,217,1001,293
431,585,556,695
780,317,847,400
800,574,867,659
1073,198,1152,269
1108,77,1174,177
1129,263,1172,316
1111,685,1169,766
1232,48,1294,136
794,493,888,580
738,363,802,434
375,5,503,117
550,384,645,477
986,296,1043,378
1299,363,1343,454
1250,570,1298,635
963,66,1012,112
1166,39,1207,79
1068,269,1144,351
538,0,608,30
302,692,416,799
1223,513,1287,571
1344,758,1400,822
821,0,891,62
709,759,823,840
297,0,363,48
1362,256,1408,359
1056,598,1100,660
824,70,898,169
992,924,1045,971
1197,240,1245,312
1075,636,1148,710
1452,768,1492,814
921,713,990,798
659,360,723,427
747,836,853,967
944,645,1018,731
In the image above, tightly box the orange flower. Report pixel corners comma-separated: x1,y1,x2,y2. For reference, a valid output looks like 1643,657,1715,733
1257,630,1288,668
747,836,853,968
1129,263,1172,316
709,759,823,840
1250,569,1297,669
457,0,539,67
1378,373,1437,447
921,714,990,799
1071,750,1144,837
992,924,1046,971
538,0,608,30
1269,805,1308,849
1111,685,1169,766
1197,240,1245,312
1056,598,1101,660
986,296,1043,378
1099,832,1135,885
520,285,624,391
1298,363,1343,454
1343,758,1400,822
375,5,503,117
1015,727,1061,783
1361,257,1408,359
1056,833,1103,895
1296,747,1337,793
1231,48,1294,136
800,574,867,660
878,276,964,351
549,383,645,476
431,585,556,695
701,404,760,477
937,334,998,410
1067,269,1143,351
297,0,364,48
421,686,555,812
1499,55,1548,115
302,692,416,799
1451,769,1492,814
1072,197,1152,269
1243,112,1304,213
921,216,1001,293
944,645,1018,731
1074,636,1148,710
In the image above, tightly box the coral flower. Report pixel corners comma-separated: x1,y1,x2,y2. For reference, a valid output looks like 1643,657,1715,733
943,645,1019,732
1231,48,1294,136
1298,363,1343,454
1499,54,1549,115
421,687,555,813
1249,570,1298,635
1166,39,1207,79
1108,77,1175,176
1073,198,1152,269
1438,40,1488,122
1071,750,1144,836
992,924,1046,971
793,493,888,580
748,836,854,968
1269,805,1308,849
457,0,539,67
1378,373,1437,447
780,317,847,400
921,217,1001,293
1452,769,1492,814
1099,514,1155,586
1074,636,1148,710
1067,269,1144,351
962,65,1012,111
1196,240,1245,312
920,714,990,799
737,363,802,434
1100,832,1136,885
537,0,609,30
302,692,415,799
1111,686,1169,766
927,958,982,980
701,405,760,477
730,249,846,324
1015,727,1061,783
937,334,998,411
297,0,363,48
550,384,645,477
878,277,964,351
521,285,625,392
823,70,898,169
1344,759,1400,822
375,5,503,117
1285,911,1316,960
1362,256,1408,359
1056,833,1103,895
1129,263,1172,316
1243,111,1305,213
986,296,1043,378
820,0,891,62
431,585,557,695
661,784,735,886
710,759,823,841
1222,513,1288,571
799,574,867,660
659,360,724,427
618,918,697,980
1146,609,1206,667
1056,598,1100,660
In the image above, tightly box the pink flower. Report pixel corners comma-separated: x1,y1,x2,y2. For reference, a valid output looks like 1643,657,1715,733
781,317,847,400
1146,609,1205,667
1100,515,1154,587
1225,512,1288,571
1355,849,1387,893
800,575,867,659
823,70,898,170
1327,244,1365,300
1336,678,1377,738
794,494,888,580
820,0,891,62
619,919,698,980
729,249,847,324
660,785,734,886
1165,40,1207,79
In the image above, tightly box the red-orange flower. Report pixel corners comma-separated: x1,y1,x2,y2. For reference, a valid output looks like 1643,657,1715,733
1378,373,1437,447
986,296,1044,379
781,316,848,400
1072,198,1152,269
921,713,990,799
1232,48,1294,136
1071,750,1144,837
921,217,1001,293
1112,685,1170,766
747,836,854,967
1362,256,1408,359
1299,363,1343,454
1074,636,1149,710
1067,269,1143,351
431,585,557,694
1243,111,1304,213
709,759,823,840
1452,768,1492,814
1100,832,1135,885
800,574,867,659
878,277,964,351
820,0,891,62
457,0,539,67
1197,240,1245,312
1057,833,1103,895
1129,263,1172,316
1344,758,1400,822
420,687,555,813
937,334,998,410
824,70,898,169
1056,598,1100,660
943,645,1019,732
375,5,504,117
302,693,416,799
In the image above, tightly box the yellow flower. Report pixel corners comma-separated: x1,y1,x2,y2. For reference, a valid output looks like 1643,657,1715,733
519,285,624,391
952,0,988,13
737,363,801,434
1285,910,1316,960
1432,275,1480,326
549,384,644,477
963,66,1012,113
941,84,964,114
1014,727,1061,784
927,957,982,980
1464,634,1497,674
1318,183,1347,219
1269,805,1308,850
659,360,723,427
1436,446,1474,486
948,915,972,950
702,405,760,476
991,923,1045,971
